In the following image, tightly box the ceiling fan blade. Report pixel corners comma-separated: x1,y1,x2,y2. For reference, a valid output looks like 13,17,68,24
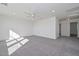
1,3,8,6
24,11,35,18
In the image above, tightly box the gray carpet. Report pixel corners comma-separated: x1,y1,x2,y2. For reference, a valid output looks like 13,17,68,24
0,40,8,56
0,36,79,56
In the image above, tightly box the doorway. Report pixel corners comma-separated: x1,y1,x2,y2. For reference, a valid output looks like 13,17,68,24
70,22,77,37
59,24,61,36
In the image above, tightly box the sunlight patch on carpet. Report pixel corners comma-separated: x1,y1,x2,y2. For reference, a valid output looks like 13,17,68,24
6,30,29,55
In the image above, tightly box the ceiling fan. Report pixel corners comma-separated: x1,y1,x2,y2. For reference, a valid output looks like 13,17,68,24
1,3,8,7
24,11,35,19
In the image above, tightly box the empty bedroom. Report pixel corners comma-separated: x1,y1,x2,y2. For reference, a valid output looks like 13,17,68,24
0,3,79,56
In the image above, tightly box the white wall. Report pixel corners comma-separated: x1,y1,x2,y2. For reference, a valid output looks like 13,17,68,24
60,19,70,36
0,14,59,40
56,18,59,38
33,16,57,39
0,15,33,41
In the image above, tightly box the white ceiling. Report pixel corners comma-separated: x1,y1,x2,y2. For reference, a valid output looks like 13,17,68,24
0,3,79,20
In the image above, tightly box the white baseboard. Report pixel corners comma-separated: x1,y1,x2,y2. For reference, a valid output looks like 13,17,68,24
33,34,56,39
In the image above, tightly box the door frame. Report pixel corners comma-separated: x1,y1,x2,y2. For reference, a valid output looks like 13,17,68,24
70,22,78,37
